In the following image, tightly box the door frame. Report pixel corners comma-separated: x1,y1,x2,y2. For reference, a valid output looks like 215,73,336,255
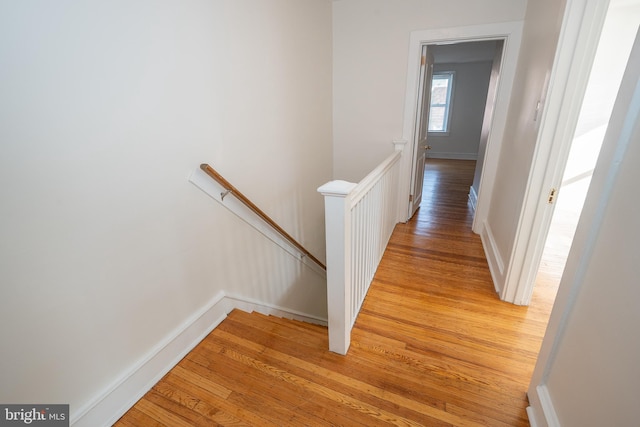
501,0,611,305
399,22,524,222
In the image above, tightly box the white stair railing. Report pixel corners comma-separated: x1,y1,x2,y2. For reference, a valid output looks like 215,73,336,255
318,141,406,354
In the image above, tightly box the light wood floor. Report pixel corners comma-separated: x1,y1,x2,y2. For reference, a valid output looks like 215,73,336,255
115,159,558,426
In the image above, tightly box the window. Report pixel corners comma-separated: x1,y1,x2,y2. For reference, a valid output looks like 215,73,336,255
428,72,454,133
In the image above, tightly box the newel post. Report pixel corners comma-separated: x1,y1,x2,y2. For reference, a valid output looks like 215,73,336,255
393,139,409,223
317,180,357,355
393,139,413,222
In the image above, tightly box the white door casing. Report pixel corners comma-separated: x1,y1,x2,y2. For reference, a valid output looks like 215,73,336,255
398,22,524,228
500,0,612,305
409,46,434,217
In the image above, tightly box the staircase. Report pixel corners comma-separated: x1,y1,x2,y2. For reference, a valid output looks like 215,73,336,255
115,309,361,427
113,160,546,427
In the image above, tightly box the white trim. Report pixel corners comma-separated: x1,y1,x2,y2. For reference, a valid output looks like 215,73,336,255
399,22,524,227
189,167,327,278
71,292,327,426
526,406,540,427
537,385,561,427
349,151,401,207
468,186,478,212
426,152,478,160
527,386,560,427
224,293,328,326
429,71,455,133
480,221,504,294
500,0,611,305
72,291,228,427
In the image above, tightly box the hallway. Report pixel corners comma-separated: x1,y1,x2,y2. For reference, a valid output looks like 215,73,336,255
116,159,556,426
361,158,557,424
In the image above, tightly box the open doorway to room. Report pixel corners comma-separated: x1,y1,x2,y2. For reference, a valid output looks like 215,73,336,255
530,0,640,306
426,40,504,213
400,22,524,232
407,37,510,219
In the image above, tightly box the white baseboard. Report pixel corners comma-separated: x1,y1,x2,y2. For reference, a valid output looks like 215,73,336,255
480,221,504,294
526,406,540,427
427,152,478,160
225,292,328,326
527,385,560,427
468,186,478,212
538,385,560,427
71,292,326,426
72,291,228,427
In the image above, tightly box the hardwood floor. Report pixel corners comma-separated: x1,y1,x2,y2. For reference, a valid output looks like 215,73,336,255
115,159,557,426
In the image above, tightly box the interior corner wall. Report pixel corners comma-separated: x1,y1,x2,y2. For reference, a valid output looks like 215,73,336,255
484,0,568,277
0,0,332,421
332,0,527,183
427,61,493,160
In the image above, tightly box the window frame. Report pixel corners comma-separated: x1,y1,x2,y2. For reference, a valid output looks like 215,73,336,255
428,71,455,135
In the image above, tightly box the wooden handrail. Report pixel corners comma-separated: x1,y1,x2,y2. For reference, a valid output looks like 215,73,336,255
200,164,326,271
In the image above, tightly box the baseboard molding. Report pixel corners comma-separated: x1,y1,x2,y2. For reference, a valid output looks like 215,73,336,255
526,406,540,427
71,292,326,426
72,291,228,427
225,293,328,326
468,186,478,212
538,385,561,427
480,221,504,294
527,385,560,427
427,152,478,160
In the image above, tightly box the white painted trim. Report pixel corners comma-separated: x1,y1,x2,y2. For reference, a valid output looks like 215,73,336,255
72,291,228,427
189,167,327,278
349,151,401,208
399,22,524,225
468,186,478,212
500,0,611,305
318,180,352,355
426,152,478,160
71,291,328,426
526,406,541,427
224,293,328,326
537,385,561,427
527,385,560,427
392,139,409,223
480,221,504,294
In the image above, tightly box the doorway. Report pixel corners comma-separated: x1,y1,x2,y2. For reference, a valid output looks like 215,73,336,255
427,40,504,215
516,0,640,305
409,39,503,219
399,22,524,231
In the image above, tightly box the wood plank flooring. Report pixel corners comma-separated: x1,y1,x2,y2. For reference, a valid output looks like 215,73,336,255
115,159,557,426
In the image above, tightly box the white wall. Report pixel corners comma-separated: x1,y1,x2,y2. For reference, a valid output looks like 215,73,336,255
0,0,332,422
527,27,640,426
332,0,527,182
428,61,493,160
484,0,568,281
